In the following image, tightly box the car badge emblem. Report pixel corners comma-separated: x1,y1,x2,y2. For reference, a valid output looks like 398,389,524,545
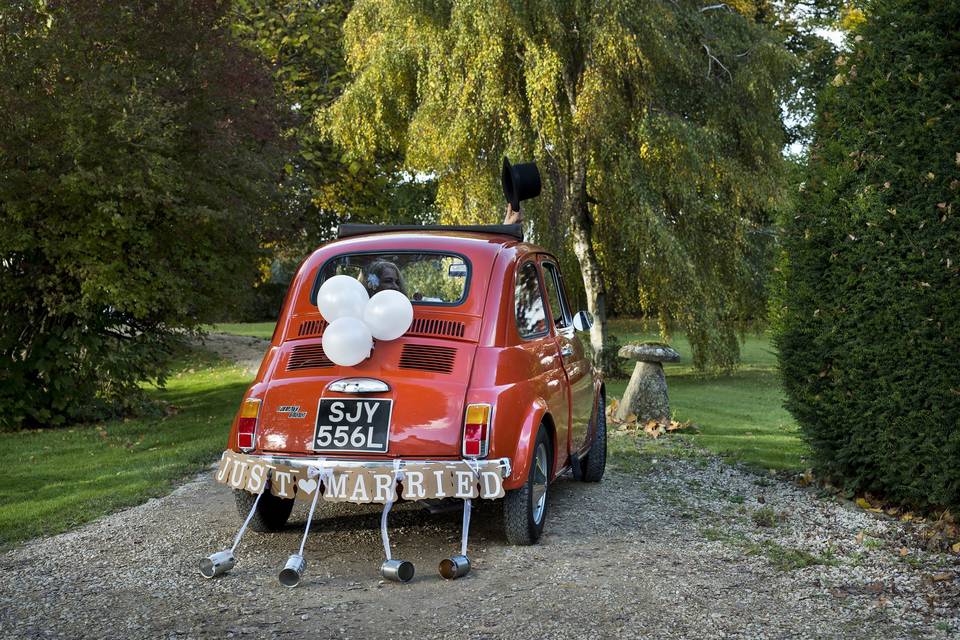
276,405,307,419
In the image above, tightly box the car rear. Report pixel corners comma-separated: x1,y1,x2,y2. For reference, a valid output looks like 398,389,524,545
230,231,507,462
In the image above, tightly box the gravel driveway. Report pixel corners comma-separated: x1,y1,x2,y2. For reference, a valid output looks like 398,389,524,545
1,335,957,639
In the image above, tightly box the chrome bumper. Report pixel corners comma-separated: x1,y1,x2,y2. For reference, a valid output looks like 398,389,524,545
249,454,512,479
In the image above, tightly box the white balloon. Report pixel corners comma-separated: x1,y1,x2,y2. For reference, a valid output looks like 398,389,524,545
363,290,414,341
317,275,369,321
322,318,373,367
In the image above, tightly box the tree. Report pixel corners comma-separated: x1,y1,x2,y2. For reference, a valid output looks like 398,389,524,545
0,0,283,428
327,0,792,368
231,0,438,264
775,0,960,508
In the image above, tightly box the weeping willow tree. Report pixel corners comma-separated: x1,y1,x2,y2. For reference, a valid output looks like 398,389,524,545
327,0,791,368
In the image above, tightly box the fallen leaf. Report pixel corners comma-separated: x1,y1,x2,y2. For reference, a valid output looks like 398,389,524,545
856,497,872,510
930,572,954,582
625,413,638,425
855,531,865,544
829,587,848,599
899,547,909,557
951,542,960,554
900,512,914,522
643,419,664,439
865,581,884,593
666,420,696,433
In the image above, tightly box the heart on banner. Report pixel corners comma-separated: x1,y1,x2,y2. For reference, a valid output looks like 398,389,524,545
298,478,318,496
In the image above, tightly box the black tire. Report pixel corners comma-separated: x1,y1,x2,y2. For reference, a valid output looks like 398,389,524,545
503,425,551,545
581,391,607,483
234,488,295,532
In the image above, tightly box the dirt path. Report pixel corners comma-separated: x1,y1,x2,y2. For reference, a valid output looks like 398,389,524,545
1,335,957,639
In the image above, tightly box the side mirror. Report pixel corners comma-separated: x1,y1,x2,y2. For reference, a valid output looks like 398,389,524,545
572,310,593,332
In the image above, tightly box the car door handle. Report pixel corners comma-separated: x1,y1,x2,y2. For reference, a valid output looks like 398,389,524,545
560,345,574,358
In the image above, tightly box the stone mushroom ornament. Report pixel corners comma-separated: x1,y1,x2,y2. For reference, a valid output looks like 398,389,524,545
615,343,681,425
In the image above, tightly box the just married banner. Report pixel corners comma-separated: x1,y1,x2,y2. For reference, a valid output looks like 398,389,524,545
215,450,505,504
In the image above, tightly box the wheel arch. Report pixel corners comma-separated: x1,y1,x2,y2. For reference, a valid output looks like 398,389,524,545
503,397,552,491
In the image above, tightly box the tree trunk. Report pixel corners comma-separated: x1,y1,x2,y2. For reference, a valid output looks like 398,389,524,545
564,161,607,366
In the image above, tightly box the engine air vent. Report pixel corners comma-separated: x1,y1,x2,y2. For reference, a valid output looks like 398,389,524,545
287,343,333,370
297,319,327,338
407,318,465,338
398,344,456,374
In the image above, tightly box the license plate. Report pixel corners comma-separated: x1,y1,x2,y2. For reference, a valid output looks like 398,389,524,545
312,398,392,453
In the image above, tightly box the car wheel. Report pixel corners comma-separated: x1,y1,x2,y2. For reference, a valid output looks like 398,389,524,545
581,391,607,483
234,487,295,532
503,425,551,545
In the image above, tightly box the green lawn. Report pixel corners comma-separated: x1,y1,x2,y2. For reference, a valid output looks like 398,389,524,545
604,318,805,471
210,322,276,339
0,350,250,550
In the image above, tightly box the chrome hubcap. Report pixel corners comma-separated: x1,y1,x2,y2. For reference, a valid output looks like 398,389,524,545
531,443,548,524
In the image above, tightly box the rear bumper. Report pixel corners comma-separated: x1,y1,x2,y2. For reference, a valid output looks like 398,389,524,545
246,453,512,479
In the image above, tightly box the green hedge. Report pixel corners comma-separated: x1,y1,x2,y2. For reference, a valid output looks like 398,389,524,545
775,0,960,509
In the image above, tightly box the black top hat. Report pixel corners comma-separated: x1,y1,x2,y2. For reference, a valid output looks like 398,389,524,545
502,157,542,211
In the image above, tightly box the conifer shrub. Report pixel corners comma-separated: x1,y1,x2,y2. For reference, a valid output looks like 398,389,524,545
775,0,960,509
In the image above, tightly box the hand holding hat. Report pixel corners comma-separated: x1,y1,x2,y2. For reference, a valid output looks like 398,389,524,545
501,157,541,224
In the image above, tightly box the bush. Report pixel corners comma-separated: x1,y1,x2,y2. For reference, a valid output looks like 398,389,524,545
0,1,282,429
243,282,290,322
775,0,960,509
597,333,628,380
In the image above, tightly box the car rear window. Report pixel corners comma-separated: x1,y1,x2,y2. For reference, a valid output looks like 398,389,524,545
312,252,470,305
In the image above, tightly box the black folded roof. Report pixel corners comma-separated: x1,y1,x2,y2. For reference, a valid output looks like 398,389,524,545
337,223,523,241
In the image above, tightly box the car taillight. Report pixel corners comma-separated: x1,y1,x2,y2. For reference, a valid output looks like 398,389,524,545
237,398,261,451
462,403,491,458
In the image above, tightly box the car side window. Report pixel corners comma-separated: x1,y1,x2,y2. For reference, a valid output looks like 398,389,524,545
541,261,571,330
515,261,548,339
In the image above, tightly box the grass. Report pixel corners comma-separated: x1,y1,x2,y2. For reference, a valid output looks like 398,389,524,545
0,350,250,550
701,527,839,571
604,317,806,471
745,539,840,571
751,506,782,528
210,322,276,339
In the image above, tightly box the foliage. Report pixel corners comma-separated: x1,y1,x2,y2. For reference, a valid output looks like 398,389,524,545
0,0,283,429
773,0,846,147
327,0,793,370
231,0,438,262
595,333,627,380
775,0,960,509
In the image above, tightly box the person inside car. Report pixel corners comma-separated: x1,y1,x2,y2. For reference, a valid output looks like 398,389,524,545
364,260,406,296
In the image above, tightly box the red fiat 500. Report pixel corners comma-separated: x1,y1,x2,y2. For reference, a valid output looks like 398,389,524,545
228,224,606,544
